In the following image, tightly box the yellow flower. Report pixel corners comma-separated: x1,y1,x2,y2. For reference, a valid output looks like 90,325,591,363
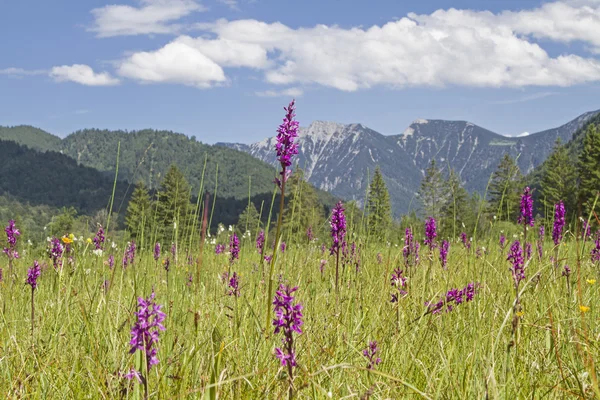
579,305,590,313
516,311,524,318
68,233,75,240
586,279,596,285
86,238,92,244
61,236,73,244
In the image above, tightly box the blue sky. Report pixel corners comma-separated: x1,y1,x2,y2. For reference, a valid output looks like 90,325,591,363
1,0,599,143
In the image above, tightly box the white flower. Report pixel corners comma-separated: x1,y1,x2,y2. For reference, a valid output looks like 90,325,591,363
493,215,497,220
43,226,47,231
462,222,466,228
85,269,91,275
228,225,233,232
112,242,117,249
27,240,32,246
93,249,104,257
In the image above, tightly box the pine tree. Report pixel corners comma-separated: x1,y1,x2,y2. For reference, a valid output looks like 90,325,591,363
282,169,326,242
440,169,471,238
578,123,600,218
366,166,392,239
540,138,577,217
156,165,193,243
488,153,523,222
418,160,447,220
237,202,262,235
126,181,153,239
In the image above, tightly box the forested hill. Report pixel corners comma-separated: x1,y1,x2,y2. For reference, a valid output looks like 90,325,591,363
0,125,279,200
0,139,129,214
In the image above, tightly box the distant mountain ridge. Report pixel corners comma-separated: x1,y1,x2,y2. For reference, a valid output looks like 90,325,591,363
218,109,600,215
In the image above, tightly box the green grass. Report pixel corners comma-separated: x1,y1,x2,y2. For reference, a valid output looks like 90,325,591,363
0,231,599,399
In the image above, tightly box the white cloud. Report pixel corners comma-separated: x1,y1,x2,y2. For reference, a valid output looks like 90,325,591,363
255,87,303,97
0,67,47,76
119,1,600,91
117,40,226,87
89,0,205,38
218,0,240,11
493,91,558,105
50,64,120,86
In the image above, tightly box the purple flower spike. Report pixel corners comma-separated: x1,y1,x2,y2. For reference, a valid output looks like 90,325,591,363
426,282,479,314
26,261,41,289
499,234,506,250
129,292,166,372
363,341,382,370
229,233,240,264
424,217,437,250
3,220,20,261
460,232,471,250
274,100,300,187
592,236,600,264
439,240,449,269
330,202,347,256
403,228,419,268
390,268,407,303
518,187,534,227
228,272,240,297
93,225,105,251
49,237,64,270
507,241,525,287
154,242,161,261
215,244,225,254
273,284,303,367
256,230,265,255
552,202,566,246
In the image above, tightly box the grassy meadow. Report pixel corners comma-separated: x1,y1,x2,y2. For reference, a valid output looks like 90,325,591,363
0,222,599,399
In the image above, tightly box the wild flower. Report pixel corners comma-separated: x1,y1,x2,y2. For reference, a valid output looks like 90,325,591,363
439,240,449,269
499,234,506,250
93,225,105,250
229,233,240,264
256,230,265,255
26,261,41,290
424,217,437,250
319,259,326,275
306,226,314,242
425,282,479,314
122,241,136,268
362,341,382,370
128,292,166,374
581,219,592,240
330,201,347,291
390,268,407,303
518,187,534,227
562,265,571,277
591,236,600,263
329,202,347,256
280,241,286,253
3,219,20,262
163,257,170,273
186,273,193,287
507,241,525,288
215,244,225,254
460,232,471,250
228,272,240,297
108,255,115,269
376,252,383,264
553,201,566,245
274,100,300,188
170,243,176,258
154,242,161,261
525,242,532,260
403,228,419,268
273,284,303,368
49,237,64,270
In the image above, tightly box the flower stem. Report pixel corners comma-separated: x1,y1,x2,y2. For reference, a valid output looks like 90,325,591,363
266,169,286,333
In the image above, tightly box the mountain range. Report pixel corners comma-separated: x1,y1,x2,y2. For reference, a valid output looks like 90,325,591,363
218,109,599,215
